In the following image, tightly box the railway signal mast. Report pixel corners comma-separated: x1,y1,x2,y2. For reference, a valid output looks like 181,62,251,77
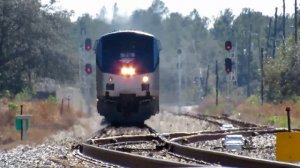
224,40,234,116
79,25,94,114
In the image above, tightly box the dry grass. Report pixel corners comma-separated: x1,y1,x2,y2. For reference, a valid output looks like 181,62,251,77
198,95,300,129
0,100,83,149
235,101,300,128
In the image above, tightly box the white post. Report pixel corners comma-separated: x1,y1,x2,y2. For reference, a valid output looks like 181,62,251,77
22,120,28,141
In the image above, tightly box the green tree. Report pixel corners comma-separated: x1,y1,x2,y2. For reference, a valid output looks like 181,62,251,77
0,0,78,94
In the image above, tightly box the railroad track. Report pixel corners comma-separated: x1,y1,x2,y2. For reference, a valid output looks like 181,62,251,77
162,108,265,129
73,124,300,168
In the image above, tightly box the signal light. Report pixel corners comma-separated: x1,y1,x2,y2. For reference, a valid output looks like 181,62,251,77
85,38,92,51
85,63,92,74
225,58,232,73
225,41,232,51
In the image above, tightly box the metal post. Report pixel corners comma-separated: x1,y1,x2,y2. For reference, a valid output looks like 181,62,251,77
286,107,291,132
227,48,230,97
67,96,70,113
215,60,218,106
283,0,286,41
234,40,238,86
177,49,182,113
272,7,278,58
247,24,252,97
199,68,203,100
20,105,23,140
204,65,209,97
60,98,64,115
295,0,298,44
266,18,272,56
260,48,264,105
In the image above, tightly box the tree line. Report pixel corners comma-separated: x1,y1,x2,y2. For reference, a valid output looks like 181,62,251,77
0,0,299,103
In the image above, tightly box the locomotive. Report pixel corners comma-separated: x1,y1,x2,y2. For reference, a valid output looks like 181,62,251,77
95,30,161,125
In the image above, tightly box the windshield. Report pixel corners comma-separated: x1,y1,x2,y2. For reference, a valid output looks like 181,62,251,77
97,32,156,74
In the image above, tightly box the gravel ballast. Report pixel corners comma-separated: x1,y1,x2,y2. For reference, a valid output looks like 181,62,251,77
1,107,297,167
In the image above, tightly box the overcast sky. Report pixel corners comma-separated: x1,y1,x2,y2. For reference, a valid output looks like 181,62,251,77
41,0,295,21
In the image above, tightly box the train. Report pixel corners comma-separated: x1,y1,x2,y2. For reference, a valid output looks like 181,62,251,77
95,30,161,125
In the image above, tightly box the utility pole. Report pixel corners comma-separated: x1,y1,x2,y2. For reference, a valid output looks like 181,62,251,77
177,49,182,113
215,60,219,106
266,18,272,56
247,24,252,97
204,65,209,97
260,48,264,105
283,0,286,42
295,0,298,44
272,7,278,58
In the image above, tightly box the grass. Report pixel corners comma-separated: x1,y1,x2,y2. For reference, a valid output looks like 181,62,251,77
0,99,83,149
198,95,300,129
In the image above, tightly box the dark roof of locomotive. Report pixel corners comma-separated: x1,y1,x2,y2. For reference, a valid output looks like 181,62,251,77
101,30,155,39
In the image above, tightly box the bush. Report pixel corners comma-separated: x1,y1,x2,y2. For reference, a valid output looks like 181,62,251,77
246,95,260,105
290,95,300,104
267,116,287,127
8,102,18,112
48,95,57,105
3,90,11,98
15,87,34,102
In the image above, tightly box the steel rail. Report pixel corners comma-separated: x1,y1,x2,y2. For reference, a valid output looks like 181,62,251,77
180,112,261,127
87,134,160,145
164,109,264,128
78,142,201,167
165,141,300,168
171,128,288,144
160,127,280,139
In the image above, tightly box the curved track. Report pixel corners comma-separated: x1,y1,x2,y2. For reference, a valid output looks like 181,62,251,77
73,123,300,168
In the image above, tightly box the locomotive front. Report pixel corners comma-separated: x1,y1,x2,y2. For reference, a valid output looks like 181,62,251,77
96,31,161,125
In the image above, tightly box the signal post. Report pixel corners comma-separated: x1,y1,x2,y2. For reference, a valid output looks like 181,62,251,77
80,26,94,114
224,41,234,116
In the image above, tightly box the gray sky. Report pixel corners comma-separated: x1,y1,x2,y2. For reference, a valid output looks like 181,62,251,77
42,0,295,21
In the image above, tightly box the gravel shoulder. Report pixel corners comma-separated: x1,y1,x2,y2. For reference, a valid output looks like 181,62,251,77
0,113,104,168
1,107,296,167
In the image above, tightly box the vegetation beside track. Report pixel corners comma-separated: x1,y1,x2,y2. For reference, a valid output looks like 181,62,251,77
0,98,83,149
198,95,300,128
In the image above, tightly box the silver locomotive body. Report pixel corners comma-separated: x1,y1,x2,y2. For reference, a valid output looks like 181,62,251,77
96,30,160,125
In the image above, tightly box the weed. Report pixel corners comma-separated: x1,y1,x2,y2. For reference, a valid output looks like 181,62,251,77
8,102,18,112
15,87,33,102
48,95,57,105
267,116,287,127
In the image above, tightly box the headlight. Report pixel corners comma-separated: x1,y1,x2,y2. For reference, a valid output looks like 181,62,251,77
121,66,136,76
142,76,149,83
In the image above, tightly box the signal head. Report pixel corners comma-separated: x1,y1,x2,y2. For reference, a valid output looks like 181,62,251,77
85,38,92,51
225,58,232,73
85,63,92,74
225,41,232,51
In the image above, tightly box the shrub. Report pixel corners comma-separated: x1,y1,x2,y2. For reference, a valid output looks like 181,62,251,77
8,102,18,112
48,95,57,105
246,95,260,105
3,90,11,98
266,116,287,127
15,87,33,102
290,95,300,104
